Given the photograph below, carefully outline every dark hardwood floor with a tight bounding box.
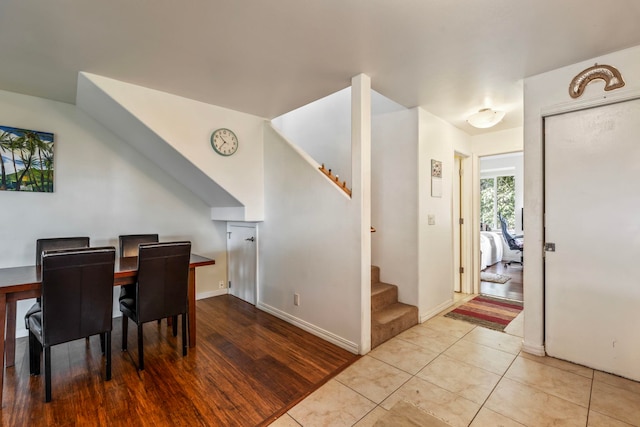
[1,295,358,426]
[480,261,523,302]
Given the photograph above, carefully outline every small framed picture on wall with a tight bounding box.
[431,159,442,197]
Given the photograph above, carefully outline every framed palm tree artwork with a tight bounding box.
[0,125,54,192]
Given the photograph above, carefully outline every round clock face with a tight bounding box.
[211,128,238,156]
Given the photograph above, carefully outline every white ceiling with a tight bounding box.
[1,0,639,135]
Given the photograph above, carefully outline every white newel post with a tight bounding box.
[352,74,372,354]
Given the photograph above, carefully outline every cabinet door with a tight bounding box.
[228,224,257,305]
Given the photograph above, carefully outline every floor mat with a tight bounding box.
[445,295,523,331]
[480,271,511,283]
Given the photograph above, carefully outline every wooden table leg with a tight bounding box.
[188,267,196,348]
[5,301,16,368]
[0,293,7,405]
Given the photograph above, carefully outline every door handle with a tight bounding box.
[245,237,255,242]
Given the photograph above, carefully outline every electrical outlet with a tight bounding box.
[218,280,225,289]
[294,293,300,306]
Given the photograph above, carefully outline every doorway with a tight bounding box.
[453,155,463,293]
[227,222,258,305]
[478,152,523,302]
[454,153,472,295]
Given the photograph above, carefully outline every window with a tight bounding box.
[480,175,515,230]
[480,178,495,228]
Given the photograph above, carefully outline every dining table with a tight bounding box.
[0,253,215,403]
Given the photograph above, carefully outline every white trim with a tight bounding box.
[480,166,515,175]
[197,289,227,300]
[541,88,640,118]
[460,153,474,295]
[257,301,359,354]
[211,207,246,222]
[352,74,372,355]
[419,298,454,323]
[522,342,545,356]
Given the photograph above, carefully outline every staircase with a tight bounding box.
[371,265,418,348]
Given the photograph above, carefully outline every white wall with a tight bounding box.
[272,88,352,185]
[259,75,372,355]
[372,102,476,320]
[0,89,224,338]
[371,105,419,305]
[77,73,266,221]
[417,109,471,320]
[523,44,640,356]
[471,127,523,156]
[260,125,362,353]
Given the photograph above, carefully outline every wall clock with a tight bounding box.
[211,128,238,156]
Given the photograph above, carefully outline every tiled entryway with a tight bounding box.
[270,297,640,427]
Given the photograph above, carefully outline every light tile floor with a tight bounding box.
[270,295,640,427]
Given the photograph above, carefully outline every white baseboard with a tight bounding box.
[522,342,545,356]
[197,289,227,300]
[419,298,454,323]
[257,301,359,354]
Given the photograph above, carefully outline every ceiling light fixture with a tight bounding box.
[467,108,506,129]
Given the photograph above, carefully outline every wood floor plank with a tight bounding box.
[1,295,358,426]
[480,262,523,302]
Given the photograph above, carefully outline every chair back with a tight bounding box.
[498,214,522,250]
[136,242,191,323]
[36,237,90,266]
[119,234,159,258]
[41,247,115,347]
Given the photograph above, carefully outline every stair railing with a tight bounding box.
[319,164,352,197]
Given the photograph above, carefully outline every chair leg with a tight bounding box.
[100,333,105,355]
[44,346,52,402]
[182,312,187,356]
[30,333,41,376]
[28,332,34,374]
[122,316,128,351]
[172,315,178,337]
[105,331,112,381]
[137,323,144,371]
[33,335,42,375]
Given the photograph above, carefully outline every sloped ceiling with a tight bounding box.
[76,73,244,209]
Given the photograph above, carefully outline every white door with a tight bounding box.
[228,223,257,305]
[545,98,640,381]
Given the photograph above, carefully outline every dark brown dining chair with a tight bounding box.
[118,234,160,258]
[28,246,116,402]
[117,234,159,303]
[119,241,191,370]
[25,237,91,329]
